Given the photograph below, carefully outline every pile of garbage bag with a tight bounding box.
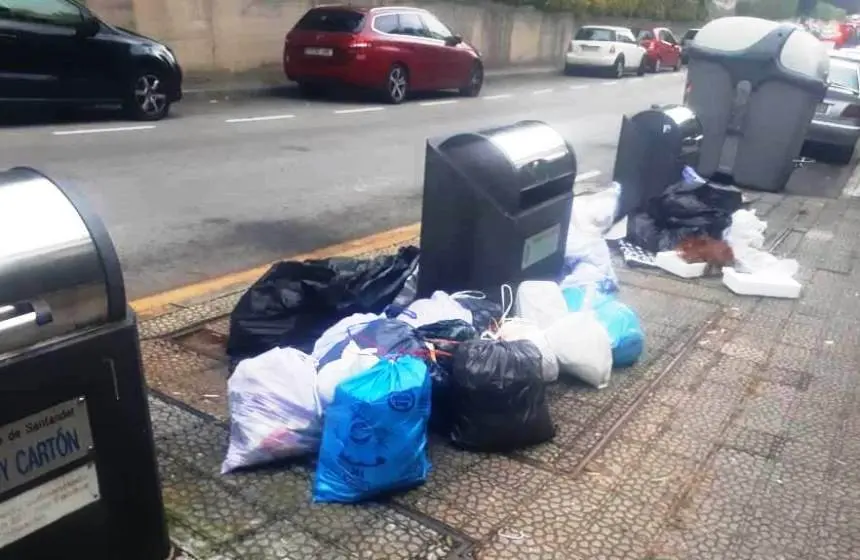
[220,225,647,503]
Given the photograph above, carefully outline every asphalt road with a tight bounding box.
[2,70,690,299]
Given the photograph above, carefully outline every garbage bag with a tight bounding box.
[562,287,645,368]
[626,212,694,253]
[318,318,427,368]
[396,291,472,329]
[313,355,432,503]
[560,235,619,294]
[496,319,559,383]
[449,339,555,451]
[311,313,380,362]
[414,320,479,434]
[451,291,504,333]
[316,341,380,409]
[723,210,799,277]
[514,281,568,329]
[227,246,419,361]
[391,264,420,308]
[544,312,613,388]
[221,347,321,474]
[570,184,621,236]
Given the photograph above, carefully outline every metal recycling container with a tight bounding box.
[0,168,170,560]
[612,104,704,220]
[418,120,576,300]
[685,16,830,192]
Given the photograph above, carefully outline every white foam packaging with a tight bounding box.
[722,267,802,299]
[655,251,707,279]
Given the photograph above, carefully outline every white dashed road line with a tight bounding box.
[569,85,589,90]
[532,88,553,95]
[334,106,386,114]
[602,81,618,86]
[225,114,295,123]
[419,99,459,107]
[483,93,513,100]
[52,125,156,136]
[576,170,602,181]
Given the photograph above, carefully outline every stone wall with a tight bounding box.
[86,0,700,76]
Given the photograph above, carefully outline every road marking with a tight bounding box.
[532,88,553,95]
[601,81,619,86]
[334,106,385,114]
[225,114,295,123]
[569,85,589,90]
[483,94,513,100]
[52,125,155,136]
[576,170,602,181]
[419,99,459,107]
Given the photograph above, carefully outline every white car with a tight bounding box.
[564,26,647,78]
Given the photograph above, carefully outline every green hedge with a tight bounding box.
[478,0,707,21]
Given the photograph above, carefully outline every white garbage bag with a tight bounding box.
[222,347,321,474]
[316,341,380,408]
[723,209,799,277]
[544,312,613,389]
[312,313,380,361]
[396,290,472,328]
[514,281,568,329]
[497,318,559,383]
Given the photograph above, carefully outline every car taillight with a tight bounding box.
[348,40,371,50]
[843,104,860,118]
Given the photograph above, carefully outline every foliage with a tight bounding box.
[489,0,706,20]
[736,0,846,20]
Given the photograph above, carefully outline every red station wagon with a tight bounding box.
[283,5,484,104]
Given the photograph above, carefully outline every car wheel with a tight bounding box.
[651,57,662,73]
[385,64,409,104]
[611,57,624,79]
[124,70,170,121]
[460,62,483,97]
[636,58,646,76]
[563,63,575,76]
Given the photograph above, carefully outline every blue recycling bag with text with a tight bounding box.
[313,355,432,503]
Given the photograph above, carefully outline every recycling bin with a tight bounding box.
[418,120,577,300]
[612,104,704,220]
[0,168,170,560]
[685,17,829,192]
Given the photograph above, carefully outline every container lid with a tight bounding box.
[486,122,569,170]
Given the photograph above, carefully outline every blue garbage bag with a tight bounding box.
[318,318,426,368]
[562,287,644,368]
[313,355,432,503]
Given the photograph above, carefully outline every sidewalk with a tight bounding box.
[181,65,559,103]
[143,190,860,560]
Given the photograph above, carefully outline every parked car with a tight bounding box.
[806,55,860,163]
[680,28,700,64]
[0,0,182,121]
[637,27,682,73]
[283,5,483,104]
[564,26,646,78]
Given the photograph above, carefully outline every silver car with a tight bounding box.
[807,54,860,163]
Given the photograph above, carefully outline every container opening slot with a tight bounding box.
[519,177,572,210]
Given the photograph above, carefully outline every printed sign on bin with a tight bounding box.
[0,398,94,499]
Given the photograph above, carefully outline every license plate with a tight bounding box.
[582,45,599,51]
[816,103,830,114]
[304,47,333,57]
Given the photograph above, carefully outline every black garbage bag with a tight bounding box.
[451,292,504,333]
[318,318,426,368]
[448,339,555,452]
[227,246,420,360]
[414,320,479,435]
[626,212,701,253]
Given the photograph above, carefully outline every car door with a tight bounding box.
[618,31,641,70]
[0,0,86,100]
[420,12,469,88]
[658,29,681,66]
[390,12,436,90]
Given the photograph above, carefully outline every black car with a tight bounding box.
[0,0,182,121]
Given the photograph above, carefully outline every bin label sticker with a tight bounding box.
[0,398,94,499]
[522,224,562,270]
[0,462,101,548]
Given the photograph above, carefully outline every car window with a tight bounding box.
[0,0,83,26]
[294,8,365,33]
[683,30,699,41]
[373,14,398,34]
[422,13,453,40]
[637,30,655,41]
[396,13,427,37]
[829,59,860,92]
[575,28,616,42]
[617,32,634,44]
[660,30,677,44]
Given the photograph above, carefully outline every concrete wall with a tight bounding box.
[86,0,699,76]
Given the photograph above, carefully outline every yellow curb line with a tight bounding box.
[131,223,420,318]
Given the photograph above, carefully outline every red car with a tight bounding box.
[283,5,484,104]
[637,27,682,73]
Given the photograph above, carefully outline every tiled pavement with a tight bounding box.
[143,191,860,560]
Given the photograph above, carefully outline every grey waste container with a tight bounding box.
[685,17,830,192]
[0,168,170,560]
[612,104,704,220]
[418,120,576,301]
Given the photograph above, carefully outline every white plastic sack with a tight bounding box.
[312,313,380,361]
[222,347,321,474]
[396,290,472,328]
[514,281,567,329]
[569,184,620,235]
[723,209,766,250]
[723,209,799,277]
[497,319,559,383]
[544,312,613,389]
[563,192,619,292]
[316,341,380,408]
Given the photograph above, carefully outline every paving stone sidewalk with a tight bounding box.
[142,191,860,560]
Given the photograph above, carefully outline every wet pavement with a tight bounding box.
[142,190,860,560]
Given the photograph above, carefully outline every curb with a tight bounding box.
[181,65,560,103]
